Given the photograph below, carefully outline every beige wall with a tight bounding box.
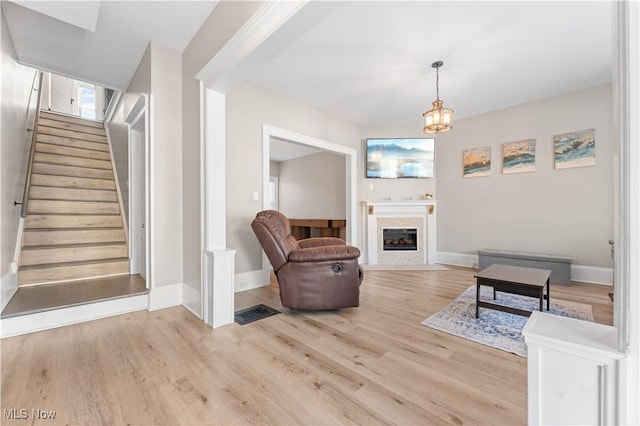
[1,10,38,277]
[149,42,184,288]
[279,151,346,219]
[435,84,614,267]
[107,45,152,234]
[107,42,184,288]
[181,1,263,294]
[226,81,362,273]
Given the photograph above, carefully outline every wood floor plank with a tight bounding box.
[22,228,126,246]
[0,267,614,425]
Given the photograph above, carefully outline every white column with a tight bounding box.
[201,87,235,328]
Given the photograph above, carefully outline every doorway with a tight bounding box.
[125,94,151,288]
[42,72,105,120]
[261,125,358,244]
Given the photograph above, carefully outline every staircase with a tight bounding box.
[17,111,129,286]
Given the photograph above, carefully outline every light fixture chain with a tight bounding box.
[435,65,440,100]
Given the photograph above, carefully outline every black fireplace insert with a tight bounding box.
[382,228,418,251]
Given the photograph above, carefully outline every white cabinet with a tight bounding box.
[523,312,624,425]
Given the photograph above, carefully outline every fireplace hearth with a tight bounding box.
[383,228,418,251]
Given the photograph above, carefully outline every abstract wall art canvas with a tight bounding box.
[502,139,536,174]
[463,146,491,178]
[554,128,596,169]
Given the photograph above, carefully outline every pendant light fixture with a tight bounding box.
[423,60,454,134]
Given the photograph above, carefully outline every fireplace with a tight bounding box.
[383,228,417,251]
[363,200,437,265]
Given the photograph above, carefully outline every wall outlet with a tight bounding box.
[253,192,259,201]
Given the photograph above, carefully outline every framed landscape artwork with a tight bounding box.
[463,146,491,178]
[554,128,596,169]
[502,139,536,174]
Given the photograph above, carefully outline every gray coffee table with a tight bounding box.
[474,264,551,318]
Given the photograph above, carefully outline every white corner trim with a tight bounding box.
[182,284,202,319]
[1,272,18,312]
[148,283,183,311]
[0,295,147,338]
[235,269,270,293]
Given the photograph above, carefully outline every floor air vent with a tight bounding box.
[234,304,280,325]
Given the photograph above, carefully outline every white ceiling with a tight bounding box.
[1,1,218,90]
[2,0,612,130]
[248,1,613,126]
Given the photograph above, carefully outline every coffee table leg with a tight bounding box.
[476,281,480,318]
[539,290,543,312]
[546,278,550,310]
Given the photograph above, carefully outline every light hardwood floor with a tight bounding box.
[0,267,612,425]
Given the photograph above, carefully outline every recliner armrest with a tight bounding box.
[298,237,346,249]
[289,245,360,262]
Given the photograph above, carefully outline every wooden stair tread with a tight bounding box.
[36,142,111,161]
[39,111,104,128]
[38,117,107,136]
[28,200,120,214]
[22,241,127,250]
[37,133,109,152]
[19,257,130,270]
[28,186,118,202]
[34,152,112,169]
[31,163,114,180]
[18,259,130,286]
[22,228,126,246]
[25,214,123,229]
[30,174,116,190]
[37,125,107,143]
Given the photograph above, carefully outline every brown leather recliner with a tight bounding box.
[251,210,364,310]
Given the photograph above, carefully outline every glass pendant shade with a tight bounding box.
[423,99,453,133]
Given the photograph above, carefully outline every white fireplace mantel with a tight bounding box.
[362,200,437,265]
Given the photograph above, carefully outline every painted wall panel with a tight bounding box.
[1,10,38,276]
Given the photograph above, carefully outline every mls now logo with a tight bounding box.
[3,409,28,419]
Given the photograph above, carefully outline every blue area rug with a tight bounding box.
[421,286,594,357]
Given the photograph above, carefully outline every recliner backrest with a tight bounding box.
[251,210,299,272]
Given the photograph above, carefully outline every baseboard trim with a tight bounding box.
[571,265,613,286]
[235,269,269,293]
[1,271,18,312]
[148,283,183,311]
[436,251,479,269]
[0,294,147,338]
[181,283,202,319]
[436,251,613,286]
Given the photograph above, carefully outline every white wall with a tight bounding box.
[435,84,614,267]
[226,81,362,274]
[149,42,183,288]
[180,1,263,304]
[1,10,37,281]
[106,42,184,293]
[107,45,151,244]
[278,151,346,219]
